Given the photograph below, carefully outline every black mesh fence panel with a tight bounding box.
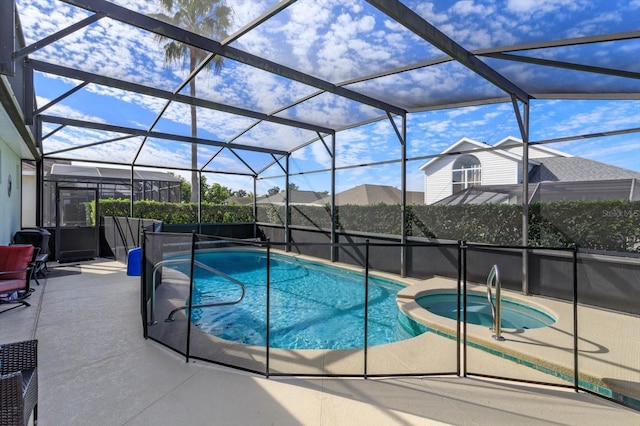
[139,230,639,410]
[464,245,575,387]
[143,232,195,357]
[367,242,460,376]
[186,235,268,374]
[576,250,640,409]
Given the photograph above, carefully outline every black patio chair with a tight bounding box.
[13,229,50,282]
[0,339,38,425]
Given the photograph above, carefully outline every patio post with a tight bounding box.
[198,170,202,226]
[511,95,531,295]
[400,114,407,277]
[385,111,408,276]
[285,154,290,252]
[36,146,44,226]
[130,165,134,217]
[253,176,258,237]
[521,101,530,295]
[331,133,336,262]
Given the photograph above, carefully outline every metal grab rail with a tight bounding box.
[148,258,246,325]
[486,264,504,341]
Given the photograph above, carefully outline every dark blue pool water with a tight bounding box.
[173,250,417,350]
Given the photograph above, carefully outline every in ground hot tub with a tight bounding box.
[415,292,555,330]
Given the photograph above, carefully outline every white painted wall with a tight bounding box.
[425,157,453,204]
[424,149,520,204]
[22,170,36,227]
[0,141,23,244]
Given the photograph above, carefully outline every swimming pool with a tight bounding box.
[173,250,418,350]
[416,292,556,329]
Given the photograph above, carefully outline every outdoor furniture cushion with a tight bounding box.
[0,245,34,281]
[0,279,27,294]
[0,245,35,312]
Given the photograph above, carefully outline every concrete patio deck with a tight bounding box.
[1,259,638,425]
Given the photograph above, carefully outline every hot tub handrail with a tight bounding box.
[486,264,504,341]
[148,258,246,325]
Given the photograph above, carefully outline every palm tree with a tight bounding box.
[152,0,232,202]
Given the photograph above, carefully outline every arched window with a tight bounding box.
[452,155,481,193]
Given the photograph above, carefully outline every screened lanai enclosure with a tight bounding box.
[2,0,639,412]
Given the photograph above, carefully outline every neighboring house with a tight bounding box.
[225,196,254,205]
[318,184,424,206]
[257,189,328,206]
[256,184,425,207]
[419,136,640,205]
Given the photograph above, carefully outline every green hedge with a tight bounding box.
[95,199,640,252]
[409,204,523,244]
[96,199,253,224]
[529,200,640,252]
[257,200,639,252]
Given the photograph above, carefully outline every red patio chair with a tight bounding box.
[0,245,35,315]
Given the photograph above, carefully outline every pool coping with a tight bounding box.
[395,276,640,406]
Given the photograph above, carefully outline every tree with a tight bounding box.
[267,186,280,196]
[234,189,247,197]
[199,174,211,199]
[152,0,232,203]
[204,182,232,204]
[287,183,299,192]
[169,172,191,202]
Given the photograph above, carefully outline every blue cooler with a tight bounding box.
[127,247,142,276]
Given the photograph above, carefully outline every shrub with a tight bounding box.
[96,199,252,224]
[94,199,640,252]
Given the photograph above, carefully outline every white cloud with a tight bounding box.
[36,95,106,124]
[452,1,494,16]
[505,0,586,15]
[17,0,640,180]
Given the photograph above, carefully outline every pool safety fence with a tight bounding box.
[140,232,639,412]
[102,216,162,263]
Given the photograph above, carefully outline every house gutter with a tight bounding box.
[0,75,39,159]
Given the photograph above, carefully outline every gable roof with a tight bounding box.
[319,184,424,206]
[225,196,254,205]
[418,136,533,171]
[531,157,640,182]
[494,137,572,158]
[256,189,327,205]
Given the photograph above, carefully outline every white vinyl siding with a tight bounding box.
[425,151,520,204]
[425,158,453,204]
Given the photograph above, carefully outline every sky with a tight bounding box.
[16,0,640,195]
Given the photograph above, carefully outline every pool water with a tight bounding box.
[173,250,415,350]
[416,293,555,329]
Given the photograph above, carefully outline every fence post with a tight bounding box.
[185,231,196,363]
[461,240,468,377]
[364,239,370,379]
[266,238,271,378]
[572,244,579,392]
[141,228,148,339]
